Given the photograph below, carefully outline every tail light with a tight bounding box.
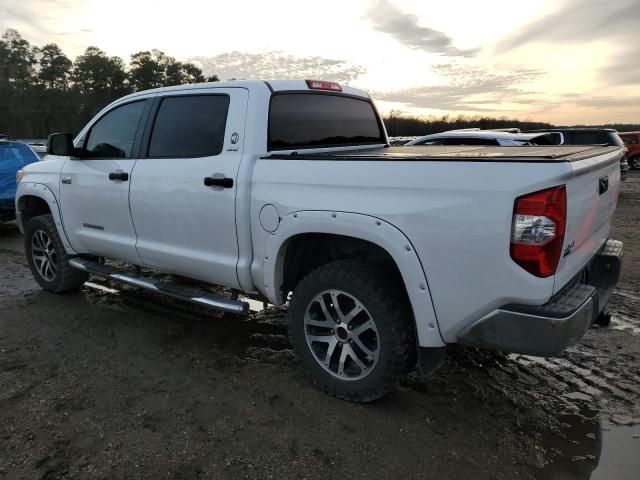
[305,80,342,92]
[510,185,566,278]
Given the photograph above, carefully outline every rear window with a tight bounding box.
[148,95,229,158]
[268,93,384,151]
[568,131,623,146]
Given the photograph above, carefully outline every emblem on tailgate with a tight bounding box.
[599,175,609,195]
[563,240,575,257]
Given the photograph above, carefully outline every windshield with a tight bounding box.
[268,93,385,150]
[0,142,39,206]
[0,142,39,165]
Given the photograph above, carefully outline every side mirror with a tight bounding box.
[47,133,74,156]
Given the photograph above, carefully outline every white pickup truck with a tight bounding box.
[15,80,623,401]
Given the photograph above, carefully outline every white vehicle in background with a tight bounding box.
[404,129,555,146]
[15,79,623,401]
[26,141,48,159]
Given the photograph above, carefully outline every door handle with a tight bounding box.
[204,176,233,188]
[108,171,129,182]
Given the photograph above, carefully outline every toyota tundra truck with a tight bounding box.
[15,80,623,401]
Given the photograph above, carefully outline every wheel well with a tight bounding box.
[281,233,407,300]
[18,195,52,225]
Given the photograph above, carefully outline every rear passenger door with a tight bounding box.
[128,88,248,289]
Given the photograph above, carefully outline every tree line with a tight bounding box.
[382,112,553,138]
[0,29,218,138]
[2,28,638,139]
[382,112,640,138]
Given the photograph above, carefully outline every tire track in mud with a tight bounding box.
[3,173,640,479]
[84,274,640,396]
[82,275,293,353]
[70,271,640,426]
[5,224,639,429]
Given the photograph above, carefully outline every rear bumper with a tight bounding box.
[458,239,623,357]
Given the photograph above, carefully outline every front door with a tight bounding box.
[59,99,149,264]
[129,88,248,288]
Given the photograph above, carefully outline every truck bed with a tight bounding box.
[264,145,621,162]
[256,142,623,343]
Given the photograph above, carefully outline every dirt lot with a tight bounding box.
[1,174,639,480]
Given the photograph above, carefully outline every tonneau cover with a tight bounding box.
[264,145,622,162]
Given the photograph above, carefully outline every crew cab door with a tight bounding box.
[129,88,248,288]
[59,99,150,264]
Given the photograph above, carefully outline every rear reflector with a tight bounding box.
[305,79,342,92]
[510,185,566,278]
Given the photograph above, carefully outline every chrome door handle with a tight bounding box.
[204,175,233,188]
[108,171,129,182]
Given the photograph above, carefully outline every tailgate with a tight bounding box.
[553,148,623,293]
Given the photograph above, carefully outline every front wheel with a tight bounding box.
[288,260,416,402]
[24,214,88,293]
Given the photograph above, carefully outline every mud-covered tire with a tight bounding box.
[24,214,88,293]
[288,260,416,402]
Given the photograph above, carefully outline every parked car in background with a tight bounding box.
[404,130,556,146]
[0,140,40,221]
[619,131,640,169]
[26,141,48,159]
[526,128,630,177]
[388,136,416,146]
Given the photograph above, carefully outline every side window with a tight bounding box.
[85,101,146,159]
[622,135,638,145]
[545,132,563,145]
[148,95,230,158]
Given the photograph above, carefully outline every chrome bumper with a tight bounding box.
[458,239,623,357]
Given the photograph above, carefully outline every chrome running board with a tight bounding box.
[69,257,249,316]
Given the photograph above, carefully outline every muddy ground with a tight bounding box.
[1,175,639,480]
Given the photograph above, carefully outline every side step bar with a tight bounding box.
[69,258,249,316]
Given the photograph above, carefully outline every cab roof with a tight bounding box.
[118,80,370,102]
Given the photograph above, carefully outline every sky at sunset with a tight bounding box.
[2,0,639,124]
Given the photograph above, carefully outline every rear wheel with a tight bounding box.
[630,156,640,170]
[25,214,88,293]
[288,260,416,402]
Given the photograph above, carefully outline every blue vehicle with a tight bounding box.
[0,141,40,221]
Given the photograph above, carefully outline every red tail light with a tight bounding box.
[510,185,566,278]
[305,79,342,92]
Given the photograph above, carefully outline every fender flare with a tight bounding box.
[263,210,445,348]
[16,182,77,255]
